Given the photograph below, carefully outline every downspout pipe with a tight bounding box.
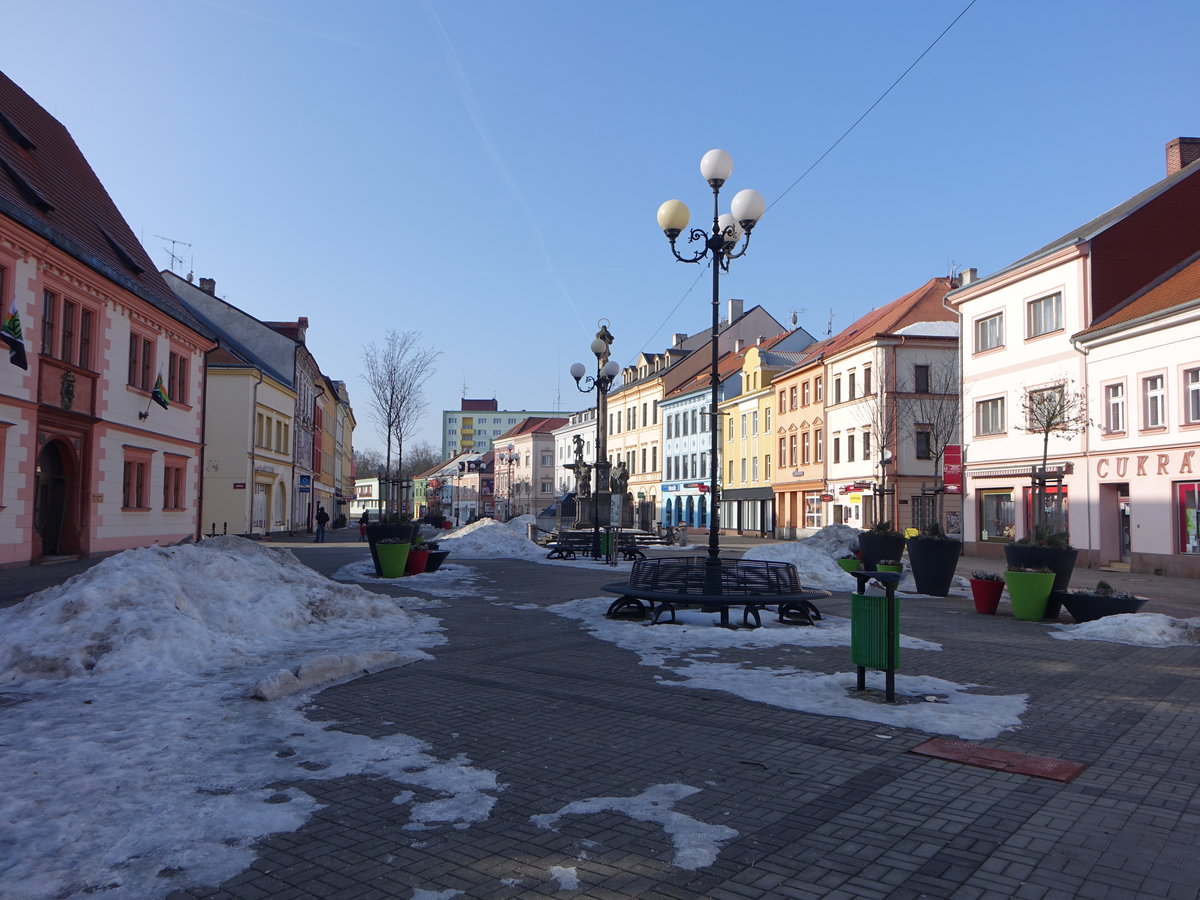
[248,367,264,535]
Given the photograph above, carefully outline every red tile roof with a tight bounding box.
[822,277,957,358]
[0,70,206,335]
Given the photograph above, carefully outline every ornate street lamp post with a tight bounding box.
[657,148,764,569]
[570,323,620,558]
[498,444,518,521]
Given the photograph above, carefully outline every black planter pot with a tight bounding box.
[1004,544,1078,617]
[424,549,451,573]
[858,533,906,571]
[906,537,963,596]
[1054,590,1148,623]
[366,523,420,577]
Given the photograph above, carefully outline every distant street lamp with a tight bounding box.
[498,444,518,521]
[570,323,620,558]
[657,148,764,566]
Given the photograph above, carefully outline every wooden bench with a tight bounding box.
[602,557,831,627]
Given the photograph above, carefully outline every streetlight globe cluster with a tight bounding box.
[656,147,764,565]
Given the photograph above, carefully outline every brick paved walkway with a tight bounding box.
[137,543,1199,899]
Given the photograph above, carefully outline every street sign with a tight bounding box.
[944,444,963,494]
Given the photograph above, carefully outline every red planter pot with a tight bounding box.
[406,548,431,575]
[969,578,1004,614]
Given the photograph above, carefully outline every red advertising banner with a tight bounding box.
[943,444,962,494]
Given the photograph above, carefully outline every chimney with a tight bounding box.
[198,277,216,295]
[727,298,744,322]
[672,332,687,348]
[757,335,766,345]
[959,267,978,286]
[734,338,745,352]
[1167,138,1200,175]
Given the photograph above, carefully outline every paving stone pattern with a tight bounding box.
[38,543,1200,898]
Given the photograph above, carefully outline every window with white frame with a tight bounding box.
[1104,382,1125,434]
[1186,368,1200,425]
[1026,385,1065,429]
[1027,292,1063,338]
[1143,374,1166,429]
[976,397,1005,436]
[974,313,1004,352]
[915,426,932,460]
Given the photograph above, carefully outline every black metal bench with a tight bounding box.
[602,557,831,627]
[545,531,596,559]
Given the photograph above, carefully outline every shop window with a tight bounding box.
[1023,484,1068,536]
[1179,482,1200,554]
[804,495,823,529]
[979,490,1014,542]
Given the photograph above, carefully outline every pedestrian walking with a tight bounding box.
[359,510,369,541]
[314,506,330,542]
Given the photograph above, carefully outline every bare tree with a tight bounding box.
[353,447,386,477]
[400,442,441,480]
[363,331,439,515]
[1017,379,1089,540]
[854,377,903,527]
[898,356,961,527]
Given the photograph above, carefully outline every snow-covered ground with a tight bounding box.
[2,525,1192,897]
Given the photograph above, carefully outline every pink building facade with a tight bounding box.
[0,72,213,567]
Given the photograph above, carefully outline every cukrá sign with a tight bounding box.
[1096,449,1195,479]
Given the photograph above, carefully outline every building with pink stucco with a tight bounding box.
[0,71,214,567]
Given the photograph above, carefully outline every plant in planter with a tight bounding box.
[374,536,412,578]
[858,521,905,571]
[1003,565,1055,621]
[406,540,434,575]
[835,553,861,574]
[968,570,1005,615]
[1053,579,1149,623]
[906,522,963,597]
[876,559,904,573]
[1004,529,1077,617]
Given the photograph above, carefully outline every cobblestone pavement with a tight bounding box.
[7,532,1200,897]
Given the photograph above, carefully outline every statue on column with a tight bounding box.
[595,321,614,368]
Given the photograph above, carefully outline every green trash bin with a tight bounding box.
[850,592,900,671]
[598,532,611,557]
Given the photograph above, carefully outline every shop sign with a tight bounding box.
[819,493,834,502]
[944,444,962,494]
[1096,450,1195,479]
[233,482,246,490]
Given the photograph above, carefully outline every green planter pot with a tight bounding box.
[836,558,861,573]
[376,542,411,578]
[876,564,903,573]
[1003,570,1054,621]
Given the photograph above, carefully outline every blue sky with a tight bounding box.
[5,1,1198,453]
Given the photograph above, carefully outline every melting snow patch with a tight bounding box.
[548,597,1024,740]
[532,783,737,870]
[0,537,501,899]
[1050,613,1200,647]
[548,865,580,890]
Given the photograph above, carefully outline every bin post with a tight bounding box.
[851,570,901,703]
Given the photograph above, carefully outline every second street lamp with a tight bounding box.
[657,148,764,570]
[570,324,620,559]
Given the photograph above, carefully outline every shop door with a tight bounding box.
[35,441,70,556]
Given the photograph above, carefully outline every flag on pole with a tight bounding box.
[151,373,170,409]
[2,300,28,370]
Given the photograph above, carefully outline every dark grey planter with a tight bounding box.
[1004,544,1078,617]
[366,523,420,577]
[906,537,962,596]
[858,532,906,571]
[424,549,451,572]
[1055,590,1148,623]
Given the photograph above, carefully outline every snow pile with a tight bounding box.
[1051,613,1200,647]
[549,598,1022,740]
[0,537,507,899]
[437,518,547,560]
[0,536,437,685]
[741,524,890,590]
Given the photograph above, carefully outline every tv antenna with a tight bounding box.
[155,235,192,275]
[825,309,835,337]
[788,307,806,327]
